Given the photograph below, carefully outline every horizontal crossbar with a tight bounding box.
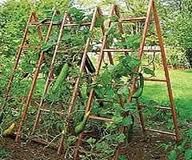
[153,106,171,110]
[103,48,161,53]
[20,45,40,50]
[120,17,147,22]
[145,128,176,136]
[139,104,171,111]
[89,115,112,122]
[29,22,91,27]
[144,78,167,82]
[40,108,65,115]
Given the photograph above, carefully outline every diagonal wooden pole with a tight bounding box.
[31,12,68,135]
[32,12,44,41]
[113,1,153,159]
[2,13,34,109]
[15,10,57,143]
[67,7,100,116]
[98,8,114,65]
[127,0,153,133]
[0,12,44,124]
[57,7,100,155]
[73,5,116,159]
[151,0,180,141]
[113,5,129,56]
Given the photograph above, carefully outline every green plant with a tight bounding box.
[166,47,189,69]
[168,150,177,160]
[1,2,191,159]
[73,53,155,159]
[0,147,9,159]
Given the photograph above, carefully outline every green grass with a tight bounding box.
[142,69,192,121]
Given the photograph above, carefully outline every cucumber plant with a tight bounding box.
[0,5,156,160]
[73,53,155,159]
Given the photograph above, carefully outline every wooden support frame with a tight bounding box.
[12,6,109,155]
[31,12,69,136]
[73,0,180,159]
[0,12,44,112]
[4,5,113,154]
[129,0,180,141]
[2,1,179,158]
[15,10,59,142]
[73,5,120,159]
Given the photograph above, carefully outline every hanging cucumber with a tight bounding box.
[50,63,69,95]
[132,73,144,98]
[3,123,16,136]
[75,111,91,135]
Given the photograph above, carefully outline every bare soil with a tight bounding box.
[1,137,63,160]
[0,128,178,160]
[120,131,172,160]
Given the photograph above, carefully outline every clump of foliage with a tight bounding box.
[0,0,70,57]
[160,0,192,68]
[0,147,9,159]
[72,52,155,159]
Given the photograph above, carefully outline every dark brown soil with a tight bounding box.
[0,129,177,160]
[1,137,63,160]
[120,131,172,160]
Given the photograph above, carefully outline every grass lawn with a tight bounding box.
[142,69,192,121]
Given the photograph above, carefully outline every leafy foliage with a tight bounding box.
[0,1,191,159]
[0,147,9,159]
[161,0,192,67]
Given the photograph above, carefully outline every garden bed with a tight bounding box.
[1,127,177,160]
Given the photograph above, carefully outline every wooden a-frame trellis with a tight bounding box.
[0,10,60,126]
[14,10,61,143]
[1,0,180,159]
[1,9,63,140]
[1,11,45,113]
[2,6,112,154]
[70,0,180,159]
[26,6,111,154]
